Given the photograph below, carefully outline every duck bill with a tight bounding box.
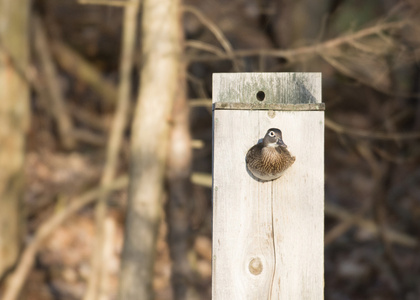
[277,139,287,148]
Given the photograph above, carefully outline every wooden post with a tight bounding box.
[212,73,324,299]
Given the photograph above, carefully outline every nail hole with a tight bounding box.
[256,91,265,101]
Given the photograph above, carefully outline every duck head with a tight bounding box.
[263,128,287,148]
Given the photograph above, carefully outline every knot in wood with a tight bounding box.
[249,257,263,275]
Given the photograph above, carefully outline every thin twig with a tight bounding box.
[51,40,118,108]
[189,99,212,108]
[190,172,212,188]
[83,0,140,299]
[183,5,242,71]
[241,21,406,59]
[2,176,128,300]
[325,203,417,248]
[186,73,209,99]
[347,39,387,55]
[319,53,392,96]
[33,14,76,150]
[185,40,226,57]
[186,21,407,63]
[78,0,129,7]
[191,140,204,149]
[69,103,108,132]
[72,128,107,146]
[325,203,371,246]
[325,118,420,140]
[356,143,406,295]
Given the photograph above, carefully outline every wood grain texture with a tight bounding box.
[213,72,321,105]
[212,73,324,299]
[214,103,325,111]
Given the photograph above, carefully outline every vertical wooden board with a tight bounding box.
[213,110,275,299]
[270,111,324,299]
[213,109,324,299]
[212,73,323,299]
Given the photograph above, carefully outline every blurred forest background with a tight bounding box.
[1,0,420,299]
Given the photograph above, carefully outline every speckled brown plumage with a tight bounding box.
[246,128,296,181]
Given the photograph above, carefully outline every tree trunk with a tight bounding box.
[0,0,30,277]
[118,0,183,298]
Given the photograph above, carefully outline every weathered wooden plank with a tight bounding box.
[213,72,322,105]
[212,73,324,299]
[213,103,325,111]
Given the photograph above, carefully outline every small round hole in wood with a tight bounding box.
[256,91,265,101]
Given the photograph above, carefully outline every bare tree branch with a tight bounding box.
[325,118,420,140]
[33,14,76,150]
[78,0,129,7]
[2,177,128,300]
[183,5,242,71]
[185,40,226,57]
[51,40,117,108]
[186,20,407,63]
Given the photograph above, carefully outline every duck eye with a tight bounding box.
[269,131,275,137]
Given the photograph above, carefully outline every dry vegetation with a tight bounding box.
[1,0,420,299]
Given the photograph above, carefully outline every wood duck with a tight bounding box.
[246,128,296,181]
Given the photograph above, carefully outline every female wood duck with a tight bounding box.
[246,128,296,181]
